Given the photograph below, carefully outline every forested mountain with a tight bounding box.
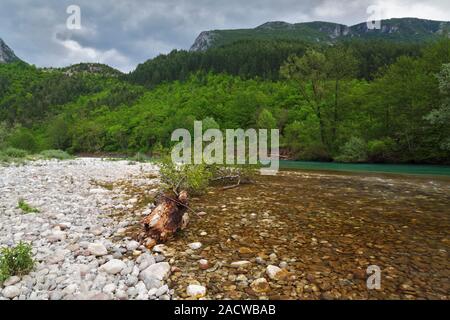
[190,18,450,51]
[1,21,450,164]
[0,38,20,63]
[58,63,123,77]
[128,39,423,87]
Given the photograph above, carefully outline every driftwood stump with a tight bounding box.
[139,191,189,248]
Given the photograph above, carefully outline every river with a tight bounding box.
[158,165,450,300]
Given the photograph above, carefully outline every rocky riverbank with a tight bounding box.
[0,158,174,300]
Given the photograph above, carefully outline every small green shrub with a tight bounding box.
[17,199,39,214]
[0,242,35,283]
[0,151,10,163]
[40,149,73,160]
[8,128,38,152]
[2,147,28,158]
[158,157,212,196]
[335,137,368,163]
[300,144,332,161]
[0,122,9,149]
[368,138,396,163]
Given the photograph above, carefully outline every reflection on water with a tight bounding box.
[280,161,450,176]
[164,170,450,300]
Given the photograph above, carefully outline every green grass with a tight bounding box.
[0,242,35,283]
[0,149,74,166]
[17,199,39,214]
[39,149,73,160]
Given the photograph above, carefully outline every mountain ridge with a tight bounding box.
[0,38,20,63]
[190,17,450,51]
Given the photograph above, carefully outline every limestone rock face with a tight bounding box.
[189,31,217,52]
[0,38,20,63]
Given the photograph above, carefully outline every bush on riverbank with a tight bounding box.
[159,157,212,196]
[0,242,35,283]
[39,149,73,160]
[335,137,368,163]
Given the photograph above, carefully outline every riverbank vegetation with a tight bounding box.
[0,242,34,283]
[0,39,449,164]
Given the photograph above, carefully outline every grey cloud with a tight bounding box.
[1,0,449,72]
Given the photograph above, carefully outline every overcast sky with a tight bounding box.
[1,0,450,72]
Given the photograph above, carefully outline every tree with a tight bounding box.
[425,63,450,151]
[326,46,359,147]
[335,137,368,163]
[257,109,276,129]
[47,116,72,150]
[280,50,328,146]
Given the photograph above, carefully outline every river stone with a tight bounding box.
[155,284,169,297]
[266,265,289,280]
[251,278,270,293]
[47,230,66,243]
[46,250,67,264]
[230,261,251,268]
[266,265,282,279]
[88,243,108,256]
[2,286,21,299]
[126,241,140,251]
[3,276,21,287]
[103,283,116,294]
[115,289,128,300]
[198,259,209,270]
[188,242,202,250]
[100,259,127,274]
[186,284,206,298]
[139,262,170,290]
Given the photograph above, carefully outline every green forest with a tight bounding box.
[0,38,449,164]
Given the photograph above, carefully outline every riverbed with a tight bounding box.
[1,159,448,300]
[162,170,450,300]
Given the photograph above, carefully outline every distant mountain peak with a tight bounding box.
[256,21,294,30]
[0,38,20,63]
[190,17,450,51]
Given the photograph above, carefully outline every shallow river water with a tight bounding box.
[160,170,450,300]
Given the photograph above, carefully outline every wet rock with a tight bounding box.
[188,242,202,250]
[266,265,289,280]
[198,259,209,270]
[250,278,270,293]
[230,261,251,268]
[236,274,248,282]
[353,269,366,280]
[186,284,206,298]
